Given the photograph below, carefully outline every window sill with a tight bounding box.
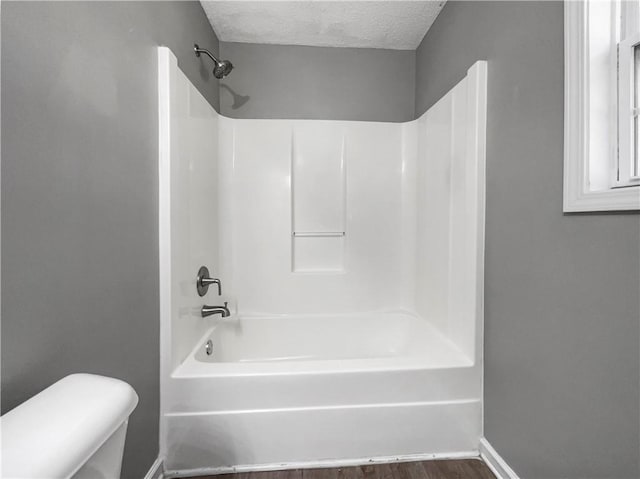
[563,185,640,212]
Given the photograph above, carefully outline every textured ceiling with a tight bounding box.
[200,1,446,50]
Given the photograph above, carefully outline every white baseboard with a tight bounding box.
[164,451,479,478]
[143,457,164,479]
[479,438,520,479]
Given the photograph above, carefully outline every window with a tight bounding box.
[617,1,640,187]
[564,0,640,211]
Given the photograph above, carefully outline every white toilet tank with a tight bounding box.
[0,373,139,479]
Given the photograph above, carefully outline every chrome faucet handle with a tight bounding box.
[200,277,221,295]
[197,265,222,296]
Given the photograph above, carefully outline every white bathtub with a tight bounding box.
[164,312,481,476]
[174,311,472,376]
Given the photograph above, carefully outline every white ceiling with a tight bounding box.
[200,1,446,51]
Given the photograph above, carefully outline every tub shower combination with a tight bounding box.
[158,47,487,477]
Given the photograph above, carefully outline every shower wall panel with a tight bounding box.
[414,62,487,361]
[219,119,409,314]
[292,124,346,235]
[218,61,485,327]
[159,48,221,372]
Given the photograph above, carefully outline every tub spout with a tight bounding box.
[201,302,230,318]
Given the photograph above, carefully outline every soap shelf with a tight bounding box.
[292,232,345,237]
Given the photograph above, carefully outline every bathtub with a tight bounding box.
[163,311,482,476]
[174,311,473,376]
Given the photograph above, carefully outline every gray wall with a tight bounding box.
[218,42,415,122]
[1,2,220,477]
[416,2,640,478]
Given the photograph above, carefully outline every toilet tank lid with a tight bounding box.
[0,373,139,479]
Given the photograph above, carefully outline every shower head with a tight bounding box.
[194,44,233,79]
[213,59,233,79]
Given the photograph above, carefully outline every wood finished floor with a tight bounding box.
[191,459,496,479]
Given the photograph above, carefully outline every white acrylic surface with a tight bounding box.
[219,119,407,314]
[165,313,480,474]
[292,235,345,273]
[0,374,138,479]
[414,63,486,360]
[175,311,472,374]
[291,123,347,272]
[158,47,222,374]
[292,123,345,234]
[165,401,480,473]
[159,50,487,473]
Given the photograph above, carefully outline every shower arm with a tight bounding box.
[194,44,221,64]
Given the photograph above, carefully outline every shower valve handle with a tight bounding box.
[201,277,221,295]
[196,266,222,296]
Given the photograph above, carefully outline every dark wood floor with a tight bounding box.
[192,459,496,479]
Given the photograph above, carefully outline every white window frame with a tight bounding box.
[617,31,640,187]
[564,0,640,212]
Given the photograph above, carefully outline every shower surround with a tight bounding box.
[158,47,487,476]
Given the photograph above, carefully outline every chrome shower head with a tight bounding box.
[213,59,233,79]
[194,44,233,79]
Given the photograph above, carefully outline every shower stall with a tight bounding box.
[158,47,487,477]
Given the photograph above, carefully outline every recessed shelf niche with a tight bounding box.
[291,124,346,273]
